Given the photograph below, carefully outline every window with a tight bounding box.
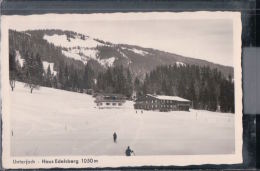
[106,103,110,105]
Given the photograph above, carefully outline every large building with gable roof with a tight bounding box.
[134,94,191,112]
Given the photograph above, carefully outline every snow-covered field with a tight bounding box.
[10,82,235,156]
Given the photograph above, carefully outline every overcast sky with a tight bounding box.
[6,13,236,66]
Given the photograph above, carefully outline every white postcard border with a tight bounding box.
[1,12,242,169]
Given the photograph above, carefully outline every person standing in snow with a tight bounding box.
[113,132,117,143]
[125,146,135,156]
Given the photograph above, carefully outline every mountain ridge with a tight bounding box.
[9,29,233,79]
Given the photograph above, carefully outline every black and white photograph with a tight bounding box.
[1,12,242,168]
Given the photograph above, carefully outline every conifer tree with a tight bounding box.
[23,53,41,93]
[45,64,52,87]
[35,53,44,85]
[57,62,65,89]
[83,64,94,89]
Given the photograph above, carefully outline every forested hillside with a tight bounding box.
[9,29,233,79]
[137,65,234,112]
[9,29,234,112]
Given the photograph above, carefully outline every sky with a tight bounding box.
[5,12,237,66]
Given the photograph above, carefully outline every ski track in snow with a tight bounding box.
[10,82,235,156]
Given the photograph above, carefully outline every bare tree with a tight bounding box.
[9,50,17,91]
[9,79,15,91]
[25,81,39,93]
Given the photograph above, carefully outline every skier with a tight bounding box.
[125,146,135,156]
[113,132,117,143]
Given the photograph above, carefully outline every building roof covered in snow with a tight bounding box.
[147,94,190,102]
[95,93,126,103]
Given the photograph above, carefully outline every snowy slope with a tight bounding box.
[61,48,99,64]
[98,57,116,67]
[176,61,186,67]
[43,34,119,67]
[10,82,235,156]
[122,47,149,56]
[43,34,102,48]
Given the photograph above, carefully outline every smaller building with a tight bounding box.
[134,94,191,112]
[95,93,126,109]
